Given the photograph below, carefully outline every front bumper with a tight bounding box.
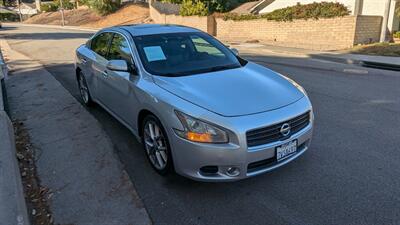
[168,99,314,182]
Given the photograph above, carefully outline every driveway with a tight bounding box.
[1,24,400,225]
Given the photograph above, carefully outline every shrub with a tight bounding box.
[223,2,350,21]
[54,0,75,10]
[163,0,246,13]
[80,0,121,15]
[41,2,58,12]
[394,31,400,39]
[179,0,208,16]
[0,12,19,21]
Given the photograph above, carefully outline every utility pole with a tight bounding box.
[35,0,41,12]
[17,0,23,22]
[353,0,362,16]
[59,0,65,26]
[380,0,391,42]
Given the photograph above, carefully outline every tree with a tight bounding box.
[80,0,121,15]
[2,0,18,7]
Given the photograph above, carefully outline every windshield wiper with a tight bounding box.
[207,65,239,73]
[156,64,240,77]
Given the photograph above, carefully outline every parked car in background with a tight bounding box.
[74,24,314,181]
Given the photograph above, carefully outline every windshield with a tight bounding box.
[133,32,243,76]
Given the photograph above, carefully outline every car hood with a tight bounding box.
[153,62,304,117]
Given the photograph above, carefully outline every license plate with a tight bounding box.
[276,140,297,162]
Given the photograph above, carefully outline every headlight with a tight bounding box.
[174,111,228,143]
[281,75,308,96]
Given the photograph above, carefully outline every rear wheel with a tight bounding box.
[142,115,173,175]
[77,71,94,106]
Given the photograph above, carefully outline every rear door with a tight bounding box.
[89,32,113,104]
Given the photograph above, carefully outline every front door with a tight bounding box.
[100,33,140,129]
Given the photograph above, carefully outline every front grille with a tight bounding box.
[246,111,310,148]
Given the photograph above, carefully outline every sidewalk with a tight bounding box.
[0,50,30,225]
[1,38,151,225]
[226,42,400,71]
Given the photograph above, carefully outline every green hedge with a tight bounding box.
[223,2,350,21]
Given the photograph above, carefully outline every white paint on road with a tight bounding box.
[343,68,369,74]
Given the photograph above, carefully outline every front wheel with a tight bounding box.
[142,115,173,175]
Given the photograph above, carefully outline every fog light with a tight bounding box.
[226,167,240,177]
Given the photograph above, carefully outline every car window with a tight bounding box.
[91,32,113,58]
[133,32,243,76]
[191,35,224,57]
[107,33,133,66]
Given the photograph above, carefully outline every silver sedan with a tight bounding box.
[74,24,314,181]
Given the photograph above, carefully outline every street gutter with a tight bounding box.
[309,54,400,72]
[2,22,100,32]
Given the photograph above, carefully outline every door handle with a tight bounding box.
[81,58,87,64]
[102,71,108,78]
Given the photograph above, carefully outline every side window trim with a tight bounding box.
[104,33,116,60]
[90,31,113,59]
[107,31,137,69]
[107,31,135,64]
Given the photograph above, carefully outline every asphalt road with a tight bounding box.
[2,24,400,225]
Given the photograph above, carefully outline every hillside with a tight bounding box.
[24,3,150,28]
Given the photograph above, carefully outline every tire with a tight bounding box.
[141,114,173,175]
[77,71,94,106]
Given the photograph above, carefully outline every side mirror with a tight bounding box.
[230,48,239,56]
[107,60,129,72]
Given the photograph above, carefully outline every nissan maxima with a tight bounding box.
[74,24,314,181]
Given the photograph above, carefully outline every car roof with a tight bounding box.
[110,24,202,36]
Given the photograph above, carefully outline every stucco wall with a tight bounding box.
[354,15,383,44]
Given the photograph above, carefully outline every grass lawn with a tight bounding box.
[349,43,400,57]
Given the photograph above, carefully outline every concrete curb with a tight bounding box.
[2,22,100,32]
[0,46,30,225]
[311,54,400,72]
[310,54,364,66]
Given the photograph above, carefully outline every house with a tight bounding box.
[242,0,400,33]
[230,0,274,14]
[9,2,38,19]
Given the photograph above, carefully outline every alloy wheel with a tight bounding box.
[143,120,169,170]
